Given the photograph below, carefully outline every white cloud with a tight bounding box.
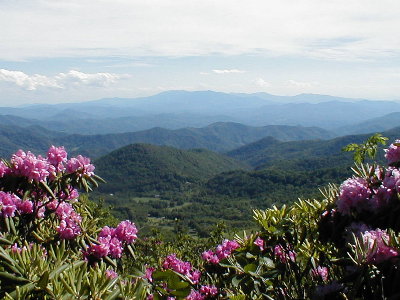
[0,69,61,90]
[255,78,271,87]
[56,70,128,87]
[0,69,129,90]
[213,69,245,74]
[1,1,399,61]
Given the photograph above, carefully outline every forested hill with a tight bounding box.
[226,129,400,169]
[94,143,247,194]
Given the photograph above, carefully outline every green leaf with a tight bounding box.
[37,271,49,289]
[244,263,257,273]
[0,271,30,283]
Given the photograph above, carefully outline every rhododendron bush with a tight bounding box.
[2,137,400,299]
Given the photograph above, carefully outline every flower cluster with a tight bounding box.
[311,266,329,281]
[0,161,9,178]
[162,254,201,284]
[274,244,296,263]
[201,239,240,264]
[55,202,82,239]
[66,155,95,177]
[4,146,94,183]
[359,229,398,264]
[254,236,265,251]
[186,285,218,300]
[0,191,34,217]
[337,178,371,215]
[86,220,138,259]
[384,140,400,165]
[336,141,400,215]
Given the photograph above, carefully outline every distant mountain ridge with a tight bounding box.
[0,122,334,158]
[1,90,399,134]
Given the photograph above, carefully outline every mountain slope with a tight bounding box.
[336,112,400,135]
[0,125,62,157]
[55,122,334,157]
[94,143,247,194]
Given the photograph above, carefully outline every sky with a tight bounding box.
[1,0,400,106]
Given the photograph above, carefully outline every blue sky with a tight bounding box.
[1,0,400,106]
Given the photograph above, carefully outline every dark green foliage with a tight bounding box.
[343,133,388,163]
[94,143,247,194]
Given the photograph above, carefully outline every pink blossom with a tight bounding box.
[105,269,118,279]
[360,229,398,264]
[114,220,138,243]
[17,200,33,214]
[199,285,218,296]
[36,202,46,218]
[186,290,204,300]
[274,244,296,263]
[57,219,81,239]
[10,150,51,182]
[201,250,219,264]
[162,254,201,284]
[88,242,110,258]
[254,237,265,251]
[99,226,116,238]
[385,140,400,165]
[47,146,67,171]
[46,199,59,211]
[66,155,95,176]
[0,191,18,217]
[202,239,240,264]
[311,266,329,281]
[337,177,371,215]
[55,202,74,219]
[108,237,123,258]
[0,161,9,177]
[144,267,155,282]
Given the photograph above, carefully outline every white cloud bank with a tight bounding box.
[0,0,399,61]
[0,69,128,90]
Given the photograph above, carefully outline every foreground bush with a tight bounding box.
[1,137,400,299]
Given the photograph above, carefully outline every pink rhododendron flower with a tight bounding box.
[199,285,218,296]
[105,269,118,279]
[114,220,138,243]
[66,155,95,176]
[337,177,371,215]
[202,239,240,264]
[46,199,59,211]
[108,237,123,258]
[186,290,204,300]
[99,226,116,238]
[360,229,398,264]
[17,200,34,214]
[57,218,81,239]
[0,191,18,217]
[144,267,155,282]
[88,242,110,258]
[254,237,265,251]
[385,140,400,165]
[85,220,138,260]
[311,266,329,281]
[162,254,201,284]
[47,146,67,171]
[274,244,296,263]
[10,150,51,182]
[0,161,9,177]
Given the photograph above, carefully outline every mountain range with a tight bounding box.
[0,122,334,158]
[1,91,400,135]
